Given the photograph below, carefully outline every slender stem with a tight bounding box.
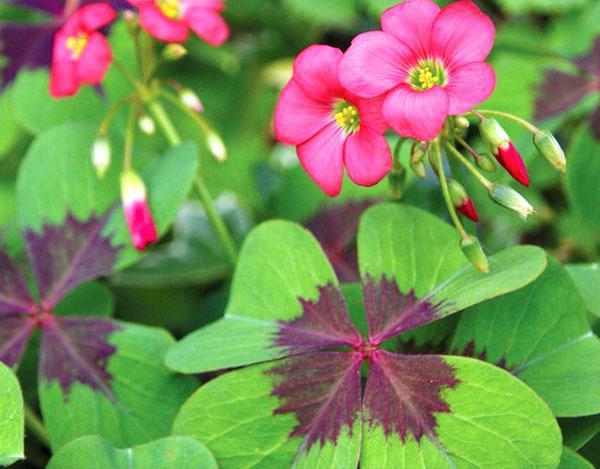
[148,99,238,265]
[123,104,137,170]
[473,109,540,133]
[454,134,481,160]
[433,140,469,240]
[444,141,492,190]
[388,137,407,201]
[112,60,146,92]
[158,89,212,135]
[98,93,137,136]
[24,404,50,449]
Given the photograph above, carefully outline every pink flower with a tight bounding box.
[49,3,116,98]
[127,0,229,46]
[120,171,159,251]
[339,0,496,141]
[274,45,392,197]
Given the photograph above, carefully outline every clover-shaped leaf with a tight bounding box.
[0,362,24,466]
[169,204,560,467]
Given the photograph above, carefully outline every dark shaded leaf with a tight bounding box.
[0,314,35,368]
[0,251,35,314]
[573,37,600,76]
[363,351,458,442]
[25,212,120,309]
[534,70,594,121]
[305,200,376,283]
[363,276,439,345]
[591,104,600,139]
[269,352,361,452]
[39,315,120,398]
[275,284,361,355]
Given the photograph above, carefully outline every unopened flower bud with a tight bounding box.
[91,137,111,179]
[120,170,158,251]
[410,142,427,179]
[207,132,227,162]
[533,130,566,174]
[448,179,479,222]
[454,116,470,129]
[162,43,187,61]
[479,118,529,186]
[460,236,489,273]
[388,164,406,201]
[179,88,203,113]
[138,114,156,135]
[489,183,535,220]
[475,153,497,173]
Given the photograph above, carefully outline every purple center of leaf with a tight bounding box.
[270,278,458,452]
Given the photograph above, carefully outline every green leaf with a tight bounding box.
[451,258,600,416]
[497,0,591,14]
[567,129,600,230]
[47,435,217,469]
[15,123,199,269]
[54,282,114,318]
[281,0,358,26]
[361,356,561,468]
[0,87,26,159]
[567,263,600,316]
[560,447,594,469]
[165,220,336,374]
[0,363,24,466]
[9,70,105,135]
[358,204,547,317]
[40,323,197,451]
[561,415,600,450]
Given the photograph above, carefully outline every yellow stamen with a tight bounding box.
[66,33,89,60]
[333,102,360,133]
[155,0,181,19]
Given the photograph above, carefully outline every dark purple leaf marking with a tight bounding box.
[456,341,507,370]
[39,315,121,398]
[269,352,362,450]
[269,277,458,454]
[0,251,36,314]
[574,37,600,76]
[274,283,362,355]
[25,212,120,309]
[591,105,600,139]
[363,351,459,442]
[305,200,376,283]
[363,276,440,345]
[0,314,36,368]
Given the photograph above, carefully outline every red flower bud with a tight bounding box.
[448,179,479,222]
[495,142,530,187]
[120,171,158,251]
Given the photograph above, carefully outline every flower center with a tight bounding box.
[66,33,89,60]
[333,101,360,134]
[408,60,447,91]
[155,0,181,19]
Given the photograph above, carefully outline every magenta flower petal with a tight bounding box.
[293,45,344,102]
[274,79,333,146]
[383,85,449,141]
[138,3,189,43]
[344,127,392,187]
[297,123,345,197]
[339,31,414,98]
[381,0,440,57]
[445,62,496,115]
[356,95,388,134]
[76,33,113,85]
[77,2,117,31]
[431,0,495,69]
[186,7,230,46]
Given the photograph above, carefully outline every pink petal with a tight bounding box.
[381,0,440,57]
[77,3,116,32]
[138,3,189,43]
[76,33,113,85]
[274,79,333,146]
[49,33,79,98]
[124,200,159,250]
[344,127,392,187]
[297,123,346,197]
[445,62,496,114]
[186,7,230,46]
[183,0,225,11]
[355,95,388,134]
[382,85,448,141]
[339,31,414,99]
[293,45,344,102]
[431,0,495,68]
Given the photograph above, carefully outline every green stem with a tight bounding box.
[98,93,137,136]
[148,100,238,265]
[123,104,137,170]
[454,134,481,161]
[444,141,492,190]
[24,404,49,449]
[158,89,213,135]
[433,140,469,241]
[473,109,540,134]
[112,60,145,92]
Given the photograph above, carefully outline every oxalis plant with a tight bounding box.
[0,0,599,468]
